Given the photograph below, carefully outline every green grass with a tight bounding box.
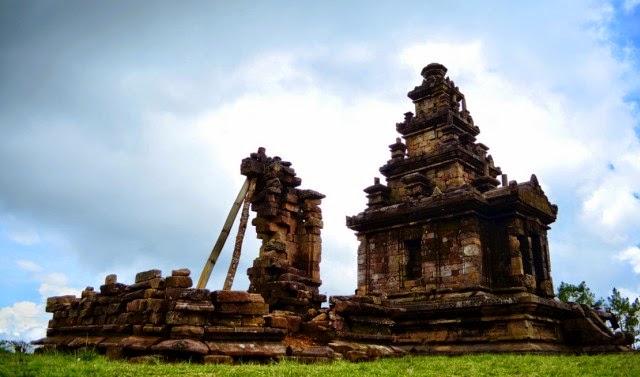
[1,352,638,377]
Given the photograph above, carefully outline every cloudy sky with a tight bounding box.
[1,0,639,341]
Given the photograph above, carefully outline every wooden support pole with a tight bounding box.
[223,178,256,290]
[196,178,250,289]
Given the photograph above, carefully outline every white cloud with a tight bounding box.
[581,149,640,243]
[617,245,640,274]
[617,287,640,301]
[0,271,82,340]
[5,230,40,246]
[0,302,47,341]
[37,272,81,299]
[16,260,43,272]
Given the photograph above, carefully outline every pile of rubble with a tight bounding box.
[39,267,406,363]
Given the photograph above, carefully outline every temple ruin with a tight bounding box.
[35,63,633,362]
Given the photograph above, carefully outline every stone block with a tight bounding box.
[144,289,166,299]
[146,298,169,313]
[151,339,209,355]
[170,325,204,339]
[126,299,145,312]
[67,336,105,348]
[105,274,117,285]
[174,300,215,312]
[328,341,360,355]
[171,268,191,277]
[142,325,168,336]
[242,316,265,327]
[165,276,193,288]
[165,287,187,300]
[300,346,335,358]
[119,335,162,351]
[346,350,368,362]
[212,290,252,303]
[210,316,243,327]
[216,302,268,315]
[205,342,287,357]
[165,311,210,326]
[126,278,165,291]
[135,269,162,283]
[179,288,211,301]
[264,315,288,329]
[286,315,302,332]
[148,312,165,325]
[106,303,124,315]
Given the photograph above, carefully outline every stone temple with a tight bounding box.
[36,63,632,362]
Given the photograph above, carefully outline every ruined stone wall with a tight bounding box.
[242,148,326,313]
[41,269,290,362]
[39,267,408,362]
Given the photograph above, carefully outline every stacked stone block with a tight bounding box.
[329,295,402,343]
[38,268,287,361]
[242,148,326,314]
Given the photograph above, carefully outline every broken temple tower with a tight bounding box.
[241,148,327,314]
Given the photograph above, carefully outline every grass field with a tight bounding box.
[1,352,639,377]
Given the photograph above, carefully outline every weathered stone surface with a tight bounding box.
[346,350,369,362]
[299,346,335,358]
[285,315,302,332]
[165,287,187,300]
[126,298,168,313]
[105,274,118,285]
[151,339,209,354]
[170,325,204,339]
[165,276,193,288]
[172,268,191,277]
[179,289,211,301]
[174,300,215,312]
[100,283,127,296]
[119,336,162,351]
[264,315,288,329]
[206,342,287,357]
[135,269,162,283]
[242,316,265,327]
[127,278,165,291]
[211,290,252,303]
[67,336,105,348]
[216,303,268,315]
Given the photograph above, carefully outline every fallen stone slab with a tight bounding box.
[135,269,162,283]
[67,336,105,348]
[151,339,209,355]
[206,341,287,357]
[119,336,162,351]
[299,346,335,358]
